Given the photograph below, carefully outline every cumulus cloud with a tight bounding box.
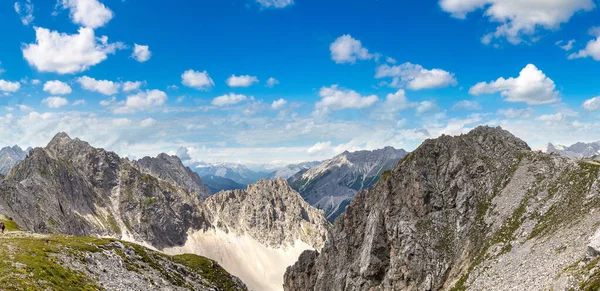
[181,70,214,90]
[112,118,132,127]
[42,96,69,108]
[271,98,287,110]
[469,64,559,105]
[315,85,379,114]
[226,75,259,87]
[140,118,156,128]
[22,27,123,74]
[415,100,440,115]
[256,0,294,8]
[77,76,120,95]
[14,0,34,26]
[123,81,142,92]
[0,80,21,93]
[384,89,416,112]
[211,93,251,107]
[31,79,41,85]
[176,146,191,161]
[497,108,535,119]
[439,0,595,44]
[375,63,457,90]
[266,77,279,88]
[114,90,167,114]
[132,44,151,62]
[536,113,564,121]
[43,80,72,95]
[72,99,86,106]
[60,0,113,29]
[583,96,600,111]
[307,141,332,155]
[452,100,482,111]
[330,35,373,64]
[569,28,600,60]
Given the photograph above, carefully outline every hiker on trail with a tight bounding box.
[0,221,4,234]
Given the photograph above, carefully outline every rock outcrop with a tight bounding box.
[289,146,408,221]
[284,126,600,290]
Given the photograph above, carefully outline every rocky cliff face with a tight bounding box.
[166,179,330,291]
[285,126,600,291]
[289,146,408,221]
[135,153,211,200]
[0,133,207,249]
[0,145,31,175]
[264,161,322,181]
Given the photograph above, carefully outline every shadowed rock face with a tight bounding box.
[0,132,208,249]
[285,126,600,290]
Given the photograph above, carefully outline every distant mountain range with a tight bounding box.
[0,145,31,175]
[201,175,247,193]
[289,146,408,222]
[539,141,600,159]
[191,162,268,185]
[264,161,322,181]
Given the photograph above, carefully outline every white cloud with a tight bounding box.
[31,79,40,85]
[112,118,131,127]
[60,0,113,29]
[496,108,535,119]
[43,80,72,95]
[330,35,373,64]
[556,39,575,51]
[452,100,482,111]
[256,0,294,8]
[14,0,34,26]
[99,96,115,106]
[212,93,251,107]
[384,89,416,112]
[583,96,600,111]
[77,76,120,95]
[132,44,151,62]
[17,104,33,112]
[114,90,168,114]
[440,0,595,44]
[271,98,287,110]
[307,141,332,155]
[315,85,379,113]
[226,75,259,87]
[0,80,21,93]
[181,70,214,90]
[122,81,142,92]
[72,99,86,106]
[42,97,69,108]
[415,100,440,115]
[140,118,156,128]
[266,77,279,88]
[375,63,457,90]
[569,28,600,60]
[22,27,123,74]
[536,113,564,121]
[469,64,559,105]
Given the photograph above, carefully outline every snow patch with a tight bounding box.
[164,228,313,291]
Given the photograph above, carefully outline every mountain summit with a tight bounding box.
[284,126,600,290]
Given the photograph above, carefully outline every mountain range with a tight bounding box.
[201,174,247,193]
[191,162,268,185]
[0,145,31,175]
[285,126,600,291]
[541,141,600,159]
[264,161,322,181]
[0,132,329,291]
[289,146,408,221]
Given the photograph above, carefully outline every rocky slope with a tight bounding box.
[201,174,247,194]
[135,153,211,200]
[542,141,600,159]
[166,179,330,291]
[264,161,322,181]
[284,126,600,291]
[0,230,246,290]
[0,145,31,175]
[289,146,408,221]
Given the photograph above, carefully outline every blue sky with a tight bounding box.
[1,0,600,167]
